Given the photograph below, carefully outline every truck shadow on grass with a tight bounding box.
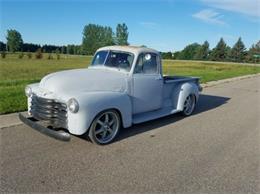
[114,94,230,143]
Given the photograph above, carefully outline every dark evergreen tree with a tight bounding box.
[247,40,260,63]
[22,43,41,52]
[42,44,62,53]
[209,38,228,61]
[0,41,6,51]
[230,37,246,62]
[61,46,67,54]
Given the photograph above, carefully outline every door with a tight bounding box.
[132,53,163,114]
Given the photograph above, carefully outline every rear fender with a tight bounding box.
[176,82,199,111]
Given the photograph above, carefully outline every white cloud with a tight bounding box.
[192,9,226,25]
[201,0,260,18]
[139,22,158,28]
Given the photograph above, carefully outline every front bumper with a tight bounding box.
[19,113,70,141]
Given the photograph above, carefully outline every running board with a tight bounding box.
[132,107,180,124]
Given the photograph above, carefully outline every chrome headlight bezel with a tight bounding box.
[67,98,79,113]
[25,86,32,97]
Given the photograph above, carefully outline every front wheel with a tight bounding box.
[88,110,121,145]
[181,94,196,116]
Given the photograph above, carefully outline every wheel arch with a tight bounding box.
[89,107,123,129]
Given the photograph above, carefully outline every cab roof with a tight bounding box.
[96,45,160,55]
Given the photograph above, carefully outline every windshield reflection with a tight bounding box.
[91,50,134,72]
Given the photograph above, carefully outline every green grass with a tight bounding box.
[163,60,260,83]
[1,53,260,114]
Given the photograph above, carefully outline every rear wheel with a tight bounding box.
[88,110,121,145]
[181,94,196,116]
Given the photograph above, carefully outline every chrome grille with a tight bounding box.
[30,95,68,128]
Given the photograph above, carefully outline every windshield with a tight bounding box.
[91,50,134,72]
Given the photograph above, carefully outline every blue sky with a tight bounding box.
[1,0,259,51]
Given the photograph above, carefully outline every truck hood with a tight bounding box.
[39,68,128,96]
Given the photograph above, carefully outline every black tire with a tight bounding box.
[88,110,121,145]
[181,94,196,116]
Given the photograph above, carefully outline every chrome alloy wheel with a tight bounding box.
[89,110,120,144]
[182,94,196,116]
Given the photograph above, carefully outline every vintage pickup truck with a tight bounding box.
[19,46,202,144]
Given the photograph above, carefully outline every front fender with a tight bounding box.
[67,91,132,135]
[176,82,199,111]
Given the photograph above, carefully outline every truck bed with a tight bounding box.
[163,75,199,84]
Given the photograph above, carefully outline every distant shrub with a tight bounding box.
[18,53,24,59]
[1,51,6,59]
[55,49,60,60]
[56,53,60,60]
[27,52,32,59]
[35,48,43,59]
[47,53,53,60]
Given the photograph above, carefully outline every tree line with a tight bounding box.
[161,38,260,63]
[1,25,259,63]
[0,40,81,55]
[0,23,128,55]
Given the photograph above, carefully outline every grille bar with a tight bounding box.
[30,95,68,128]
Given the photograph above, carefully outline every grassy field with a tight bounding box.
[1,53,260,114]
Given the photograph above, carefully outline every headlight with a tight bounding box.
[25,86,32,97]
[67,98,79,113]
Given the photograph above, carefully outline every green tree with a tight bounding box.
[247,41,260,63]
[194,41,210,60]
[209,38,228,61]
[172,51,181,59]
[161,52,173,59]
[82,24,115,55]
[6,29,23,52]
[103,27,114,46]
[230,37,246,62]
[225,46,232,61]
[116,23,129,45]
[178,43,201,60]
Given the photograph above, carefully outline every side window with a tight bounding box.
[134,53,158,74]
